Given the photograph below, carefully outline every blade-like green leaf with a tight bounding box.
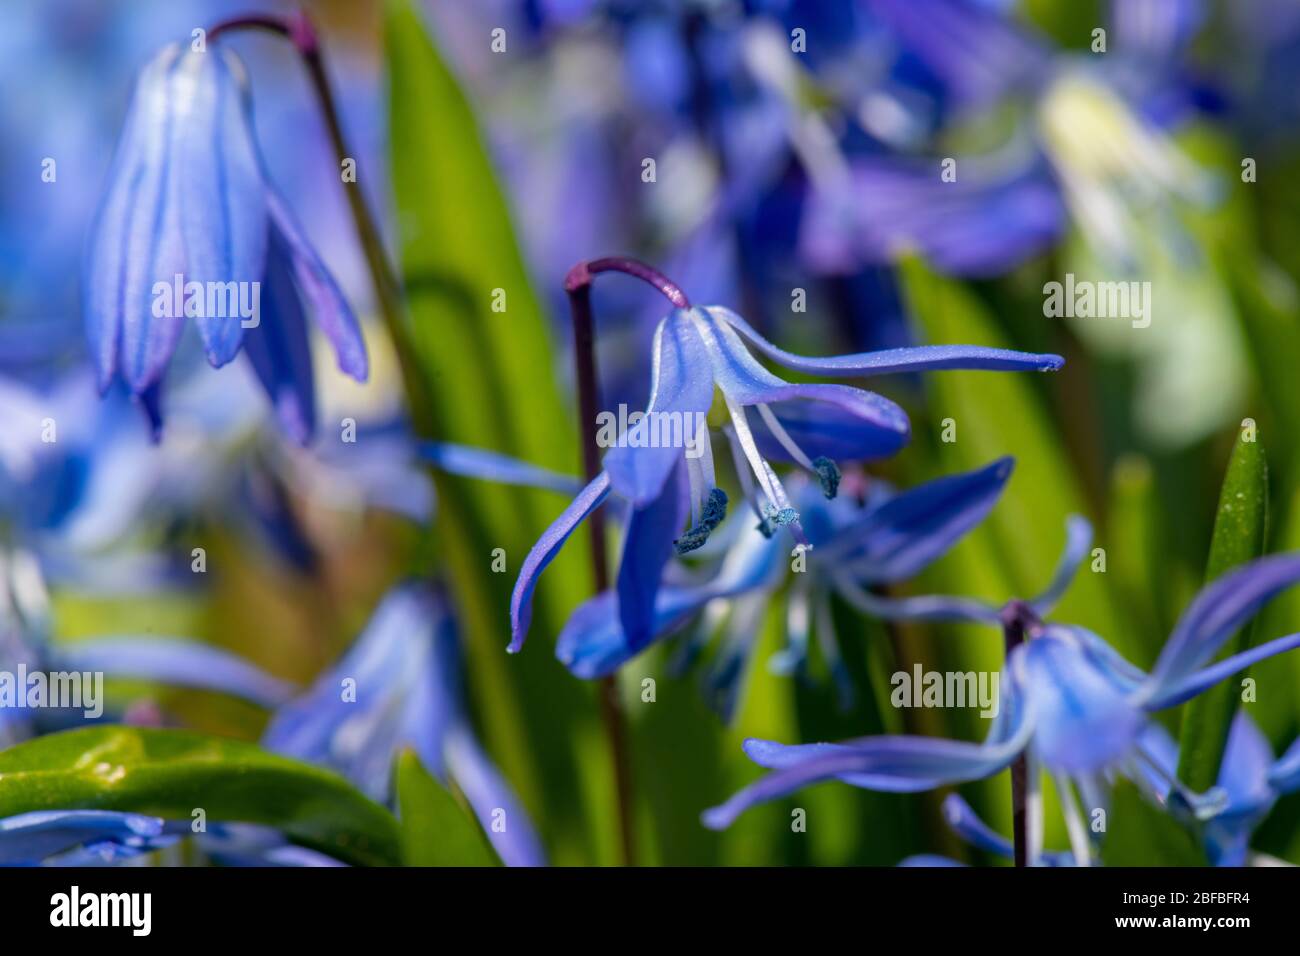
[385,0,613,863]
[897,256,1123,647]
[1101,780,1209,867]
[1177,431,1269,792]
[0,727,400,866]
[395,749,499,866]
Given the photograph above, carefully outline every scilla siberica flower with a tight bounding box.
[263,583,546,867]
[84,41,367,441]
[0,810,345,867]
[555,458,1014,722]
[702,521,1300,866]
[903,714,1300,868]
[510,303,1061,656]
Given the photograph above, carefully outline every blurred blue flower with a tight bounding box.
[263,583,546,867]
[0,809,177,866]
[702,530,1300,867]
[1141,713,1300,866]
[84,41,367,440]
[510,302,1061,655]
[555,458,1014,724]
[0,810,347,867]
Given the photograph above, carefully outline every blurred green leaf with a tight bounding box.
[1177,432,1268,792]
[1101,781,1209,867]
[385,0,618,863]
[1107,455,1170,668]
[395,749,499,866]
[0,727,400,866]
[898,257,1124,648]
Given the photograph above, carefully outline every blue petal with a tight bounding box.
[443,725,547,867]
[243,222,316,444]
[602,312,714,507]
[617,462,689,652]
[702,688,1034,829]
[710,305,1064,374]
[940,793,1013,858]
[84,45,187,393]
[1216,712,1277,819]
[1143,631,1300,710]
[264,584,456,798]
[693,308,912,459]
[832,580,1002,624]
[1029,516,1094,614]
[750,401,906,465]
[557,524,784,678]
[1269,734,1300,794]
[51,638,294,709]
[264,189,368,381]
[0,810,167,865]
[510,472,611,652]
[1143,554,1300,703]
[821,457,1014,582]
[173,48,269,368]
[417,442,582,494]
[864,0,1051,109]
[1020,626,1145,773]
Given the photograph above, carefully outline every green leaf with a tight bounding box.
[897,257,1124,647]
[896,257,1127,851]
[1107,455,1172,667]
[1101,780,1209,867]
[385,0,613,863]
[0,727,400,866]
[1177,432,1269,792]
[395,749,499,866]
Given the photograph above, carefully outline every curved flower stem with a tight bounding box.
[208,10,435,437]
[565,257,692,310]
[563,256,687,866]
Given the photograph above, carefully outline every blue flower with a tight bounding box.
[0,811,348,867]
[1141,713,1300,867]
[701,529,1300,867]
[263,583,546,867]
[555,458,1015,724]
[510,302,1062,655]
[0,809,177,866]
[84,41,367,440]
[905,713,1300,868]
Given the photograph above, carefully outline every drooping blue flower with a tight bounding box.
[905,713,1300,868]
[510,302,1062,656]
[263,583,546,867]
[702,526,1300,867]
[555,458,1015,723]
[84,41,367,440]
